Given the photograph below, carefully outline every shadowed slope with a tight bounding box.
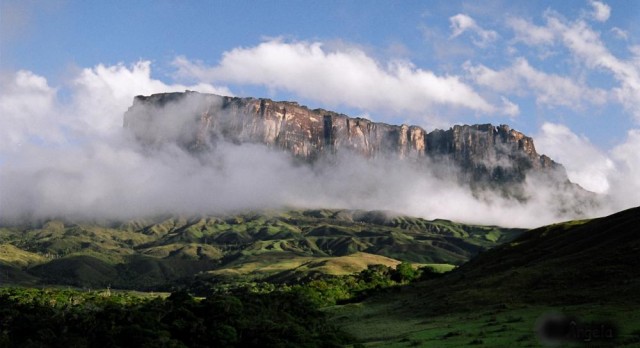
[371,206,640,315]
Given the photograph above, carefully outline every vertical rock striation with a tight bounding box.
[124,91,567,188]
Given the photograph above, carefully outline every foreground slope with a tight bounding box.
[331,206,640,346]
[420,205,640,309]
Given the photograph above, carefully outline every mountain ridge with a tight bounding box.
[0,209,524,289]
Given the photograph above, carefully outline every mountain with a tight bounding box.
[123,91,571,190]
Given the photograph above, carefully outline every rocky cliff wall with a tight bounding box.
[124,91,565,187]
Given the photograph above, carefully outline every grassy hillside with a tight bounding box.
[330,206,640,346]
[0,209,523,289]
[416,205,640,310]
[2,207,639,346]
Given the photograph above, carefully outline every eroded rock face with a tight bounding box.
[124,91,565,187]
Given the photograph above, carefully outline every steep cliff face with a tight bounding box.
[124,91,565,187]
[426,124,561,184]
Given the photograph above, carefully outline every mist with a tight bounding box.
[0,138,587,228]
[1,65,638,228]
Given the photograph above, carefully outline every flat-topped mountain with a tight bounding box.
[124,91,569,189]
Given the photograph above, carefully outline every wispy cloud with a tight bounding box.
[449,13,498,47]
[465,58,609,109]
[609,129,640,208]
[497,7,640,121]
[547,15,640,121]
[610,27,628,40]
[507,17,555,46]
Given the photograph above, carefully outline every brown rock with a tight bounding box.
[124,91,566,188]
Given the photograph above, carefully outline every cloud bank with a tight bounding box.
[1,62,638,228]
[535,122,640,212]
[2,1,639,228]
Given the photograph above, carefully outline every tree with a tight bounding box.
[392,262,416,283]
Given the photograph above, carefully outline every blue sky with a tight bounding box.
[3,1,639,142]
[1,0,639,213]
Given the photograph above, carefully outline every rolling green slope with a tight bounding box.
[416,205,640,310]
[0,209,523,289]
[330,206,640,346]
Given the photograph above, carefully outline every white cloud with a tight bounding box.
[503,7,640,123]
[466,58,609,109]
[500,96,520,117]
[449,14,498,47]
[608,129,640,209]
[546,16,640,121]
[589,0,611,22]
[535,123,614,193]
[507,17,555,46]
[1,57,638,229]
[0,62,619,228]
[535,123,640,212]
[449,14,476,37]
[0,62,230,159]
[0,70,61,152]
[71,61,231,135]
[172,40,513,118]
[610,27,628,40]
[464,62,519,92]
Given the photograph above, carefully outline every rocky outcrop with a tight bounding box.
[124,91,566,187]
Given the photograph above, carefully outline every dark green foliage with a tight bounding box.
[236,263,430,307]
[391,262,417,282]
[186,262,428,308]
[0,288,351,348]
[416,265,444,281]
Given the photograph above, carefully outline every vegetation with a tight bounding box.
[0,209,522,289]
[329,301,640,347]
[0,287,351,347]
[0,261,448,347]
[328,206,640,346]
[2,206,638,346]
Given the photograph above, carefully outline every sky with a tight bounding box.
[1,0,639,226]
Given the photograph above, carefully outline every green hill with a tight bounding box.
[330,206,640,346]
[415,205,640,310]
[0,209,523,289]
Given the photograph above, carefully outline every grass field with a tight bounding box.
[329,300,640,347]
